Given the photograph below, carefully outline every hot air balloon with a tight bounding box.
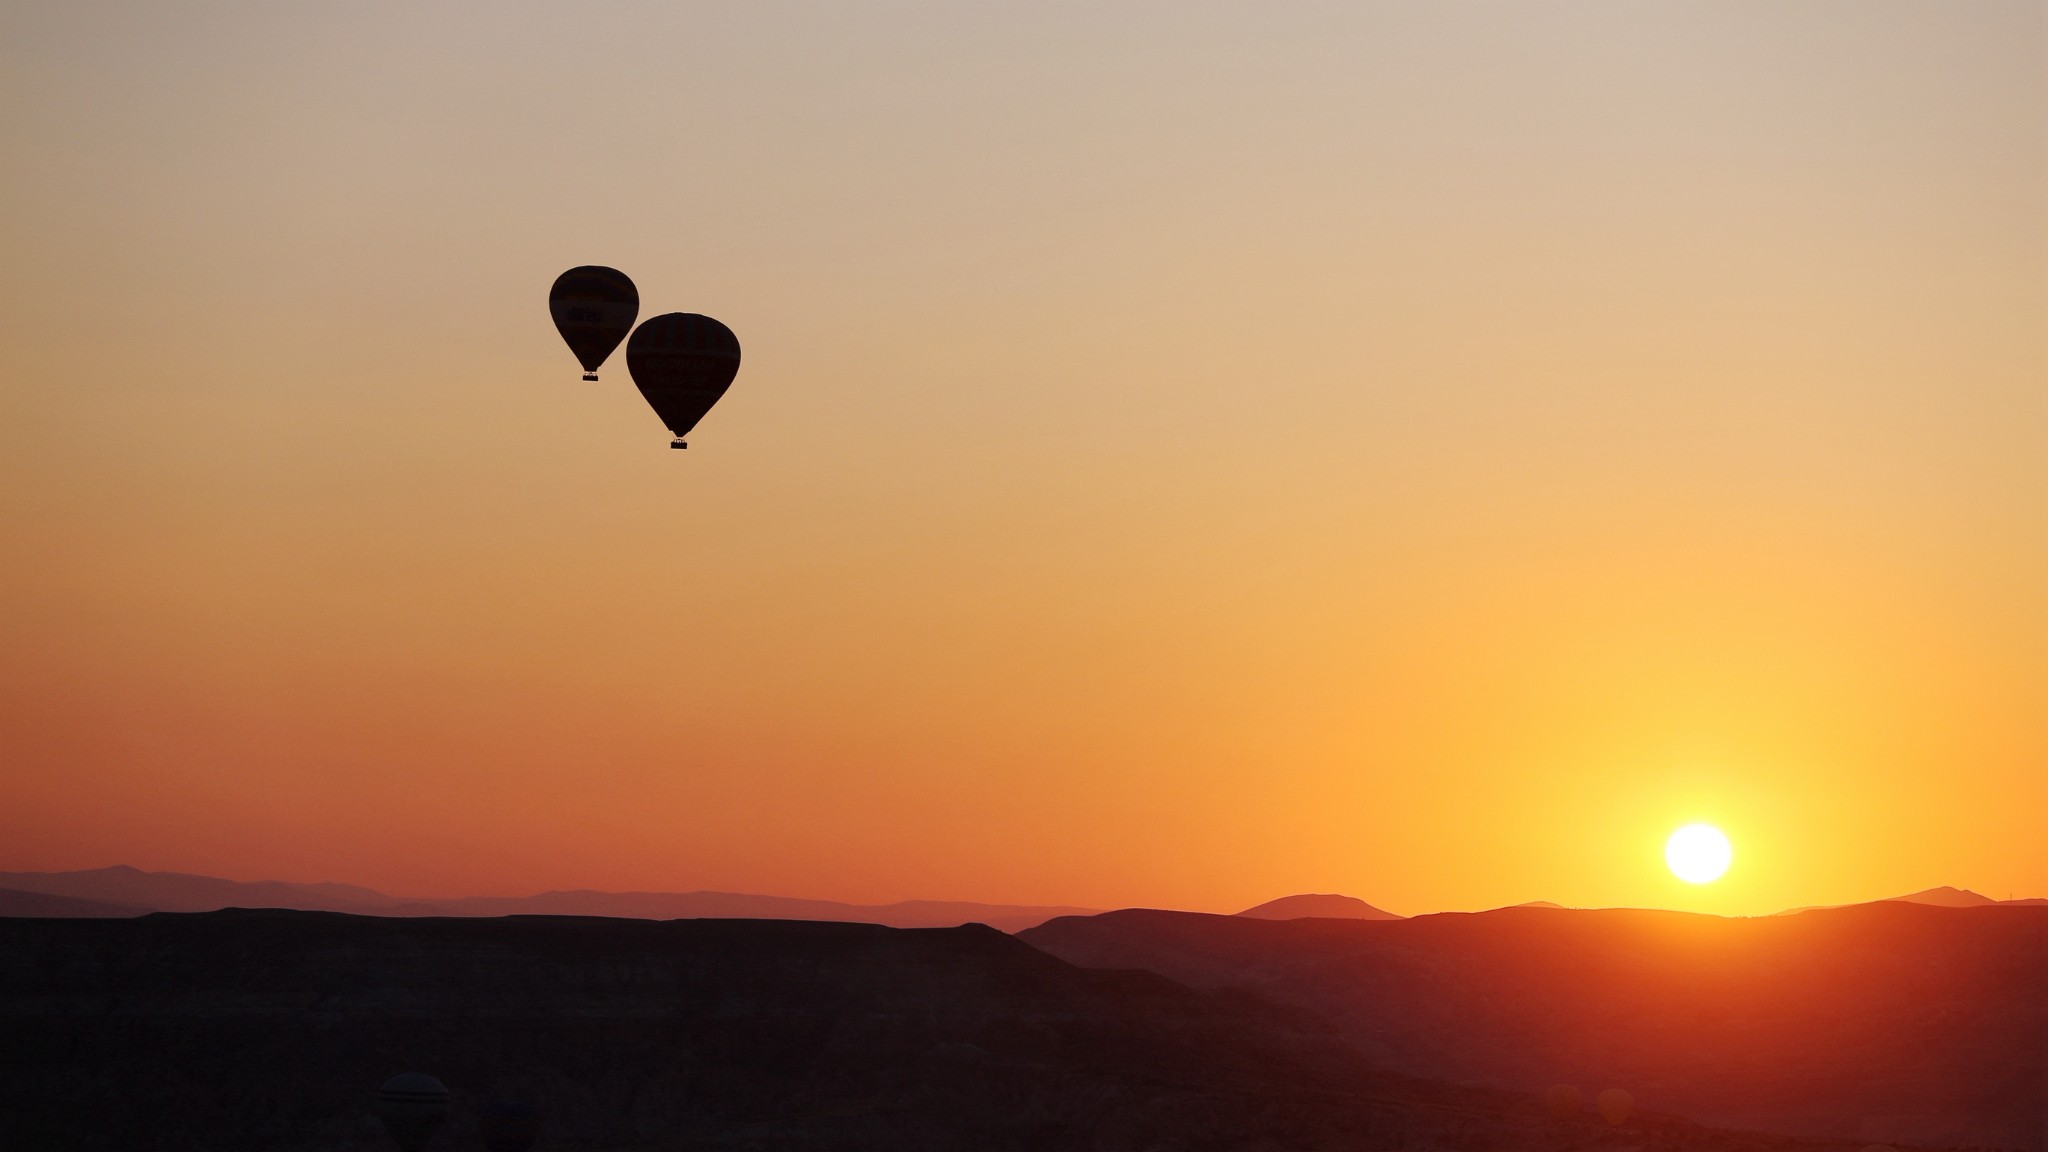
[479,1100,541,1152]
[549,266,638,380]
[1596,1087,1633,1127]
[374,1073,449,1152]
[1545,1084,1582,1120]
[625,312,741,448]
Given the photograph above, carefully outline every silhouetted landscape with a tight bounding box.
[1,907,1999,1152]
[5,5,2041,1150]
[8,869,2039,1148]
[1022,902,2047,1152]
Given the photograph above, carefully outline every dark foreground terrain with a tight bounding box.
[1023,902,2048,1152]
[0,910,1907,1152]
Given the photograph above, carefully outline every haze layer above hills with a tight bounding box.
[0,909,1902,1152]
[0,866,1100,932]
[1021,902,2046,1152]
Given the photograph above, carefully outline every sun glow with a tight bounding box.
[1665,824,1732,884]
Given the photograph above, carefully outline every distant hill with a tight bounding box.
[1506,900,1566,910]
[0,865,407,915]
[1891,885,1998,907]
[430,890,1104,932]
[0,887,149,918]
[1775,885,2044,915]
[0,909,1897,1152]
[1021,902,2045,1152]
[0,867,1099,932]
[1236,894,1403,920]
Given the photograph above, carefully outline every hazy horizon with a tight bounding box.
[3,2,2041,917]
[5,859,2039,918]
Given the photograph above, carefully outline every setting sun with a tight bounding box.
[1666,824,1733,884]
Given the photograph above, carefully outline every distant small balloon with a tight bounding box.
[549,266,639,380]
[375,1073,449,1152]
[625,312,741,448]
[1597,1087,1634,1127]
[1545,1084,1582,1120]
[479,1100,541,1152]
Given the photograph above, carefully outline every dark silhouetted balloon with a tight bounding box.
[549,266,638,380]
[1545,1084,1582,1120]
[479,1100,541,1152]
[375,1073,449,1151]
[1597,1087,1633,1126]
[625,312,741,448]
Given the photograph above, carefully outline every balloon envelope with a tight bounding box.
[375,1073,449,1152]
[549,266,638,375]
[1596,1088,1633,1126]
[1545,1084,1582,1120]
[625,312,741,442]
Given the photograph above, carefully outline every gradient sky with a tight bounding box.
[2,2,2041,916]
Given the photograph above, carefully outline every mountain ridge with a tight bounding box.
[0,866,1102,932]
[1776,885,2048,914]
[0,886,152,918]
[3,867,2038,928]
[1020,901,2046,1152]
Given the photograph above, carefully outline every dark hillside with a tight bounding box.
[1022,902,2047,1151]
[0,910,1897,1152]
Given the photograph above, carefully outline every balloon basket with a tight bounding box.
[669,439,687,450]
[582,373,599,381]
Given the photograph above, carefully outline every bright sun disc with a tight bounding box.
[1665,824,1732,884]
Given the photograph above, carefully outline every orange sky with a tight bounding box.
[1,3,2041,916]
